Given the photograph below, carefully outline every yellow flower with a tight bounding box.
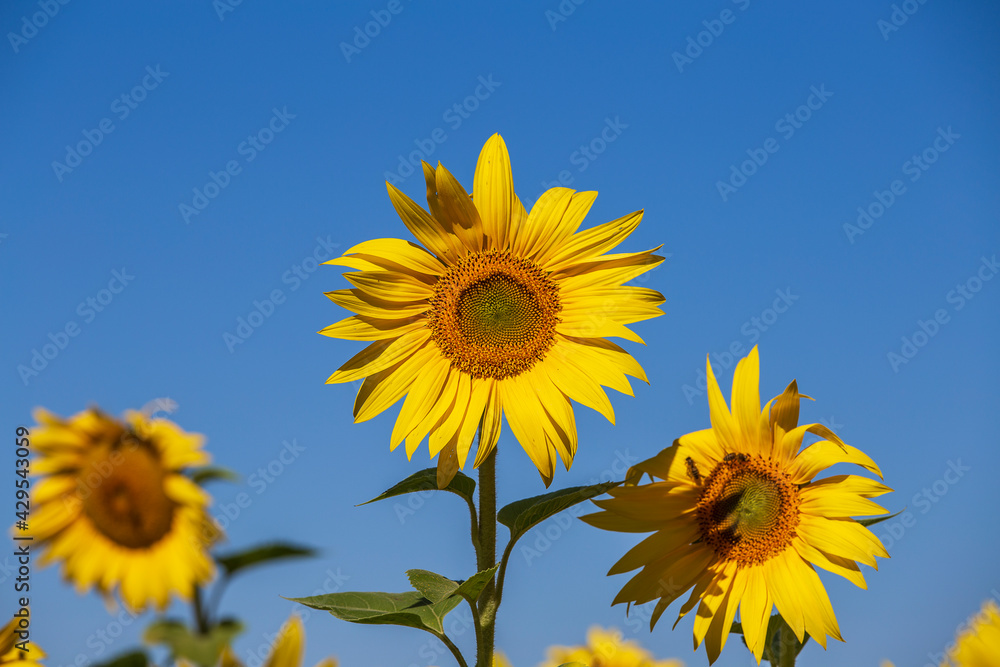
[942,599,1000,667]
[208,615,336,667]
[322,134,664,485]
[584,347,891,664]
[0,616,45,667]
[24,407,219,612]
[539,626,683,667]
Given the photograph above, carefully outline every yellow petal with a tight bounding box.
[545,210,644,272]
[762,549,806,642]
[326,330,431,384]
[554,249,665,290]
[319,314,425,341]
[515,187,574,259]
[390,356,450,454]
[500,376,557,483]
[458,379,492,467]
[535,190,599,265]
[386,181,461,261]
[428,371,471,458]
[793,536,867,589]
[692,562,737,649]
[353,345,439,423]
[473,383,503,467]
[769,380,803,434]
[704,566,746,664]
[731,346,761,452]
[544,342,616,423]
[436,441,460,489]
[739,566,772,663]
[472,133,516,250]
[340,237,445,276]
[324,288,427,319]
[433,162,483,253]
[265,615,305,667]
[789,440,883,483]
[784,554,842,648]
[796,515,888,568]
[344,271,435,302]
[608,520,701,575]
[705,355,741,453]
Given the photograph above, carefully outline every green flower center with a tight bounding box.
[429,250,561,379]
[696,454,800,565]
[712,472,783,538]
[456,274,544,347]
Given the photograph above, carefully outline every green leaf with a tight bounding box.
[289,590,461,635]
[405,565,500,606]
[92,652,149,667]
[406,569,458,603]
[360,467,476,506]
[857,508,905,528]
[216,542,316,577]
[190,466,240,485]
[498,481,620,543]
[143,618,243,667]
[452,565,499,603]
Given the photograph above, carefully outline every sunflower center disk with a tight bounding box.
[695,455,800,566]
[429,251,561,380]
[80,437,176,549]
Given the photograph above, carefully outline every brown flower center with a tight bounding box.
[428,250,560,379]
[695,453,800,566]
[80,435,175,549]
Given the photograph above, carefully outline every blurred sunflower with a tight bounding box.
[584,347,891,664]
[540,626,683,667]
[0,616,45,667]
[25,407,218,612]
[322,133,664,485]
[201,614,336,667]
[943,599,1000,667]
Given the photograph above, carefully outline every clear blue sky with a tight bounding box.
[2,2,998,666]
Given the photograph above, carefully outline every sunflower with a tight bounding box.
[583,347,891,664]
[540,626,684,667]
[25,407,219,612]
[204,614,336,667]
[0,616,45,667]
[942,599,1000,667]
[321,134,664,485]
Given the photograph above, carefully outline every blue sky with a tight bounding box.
[2,1,998,666]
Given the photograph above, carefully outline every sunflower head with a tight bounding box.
[0,615,45,667]
[206,614,337,667]
[321,134,665,486]
[584,347,891,664]
[24,406,219,612]
[540,626,684,667]
[941,599,1000,667]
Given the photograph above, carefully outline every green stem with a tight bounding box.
[192,584,210,634]
[475,449,497,667]
[768,616,800,667]
[206,573,230,621]
[439,631,471,667]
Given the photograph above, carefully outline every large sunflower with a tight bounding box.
[26,407,218,612]
[321,134,664,485]
[583,347,890,664]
